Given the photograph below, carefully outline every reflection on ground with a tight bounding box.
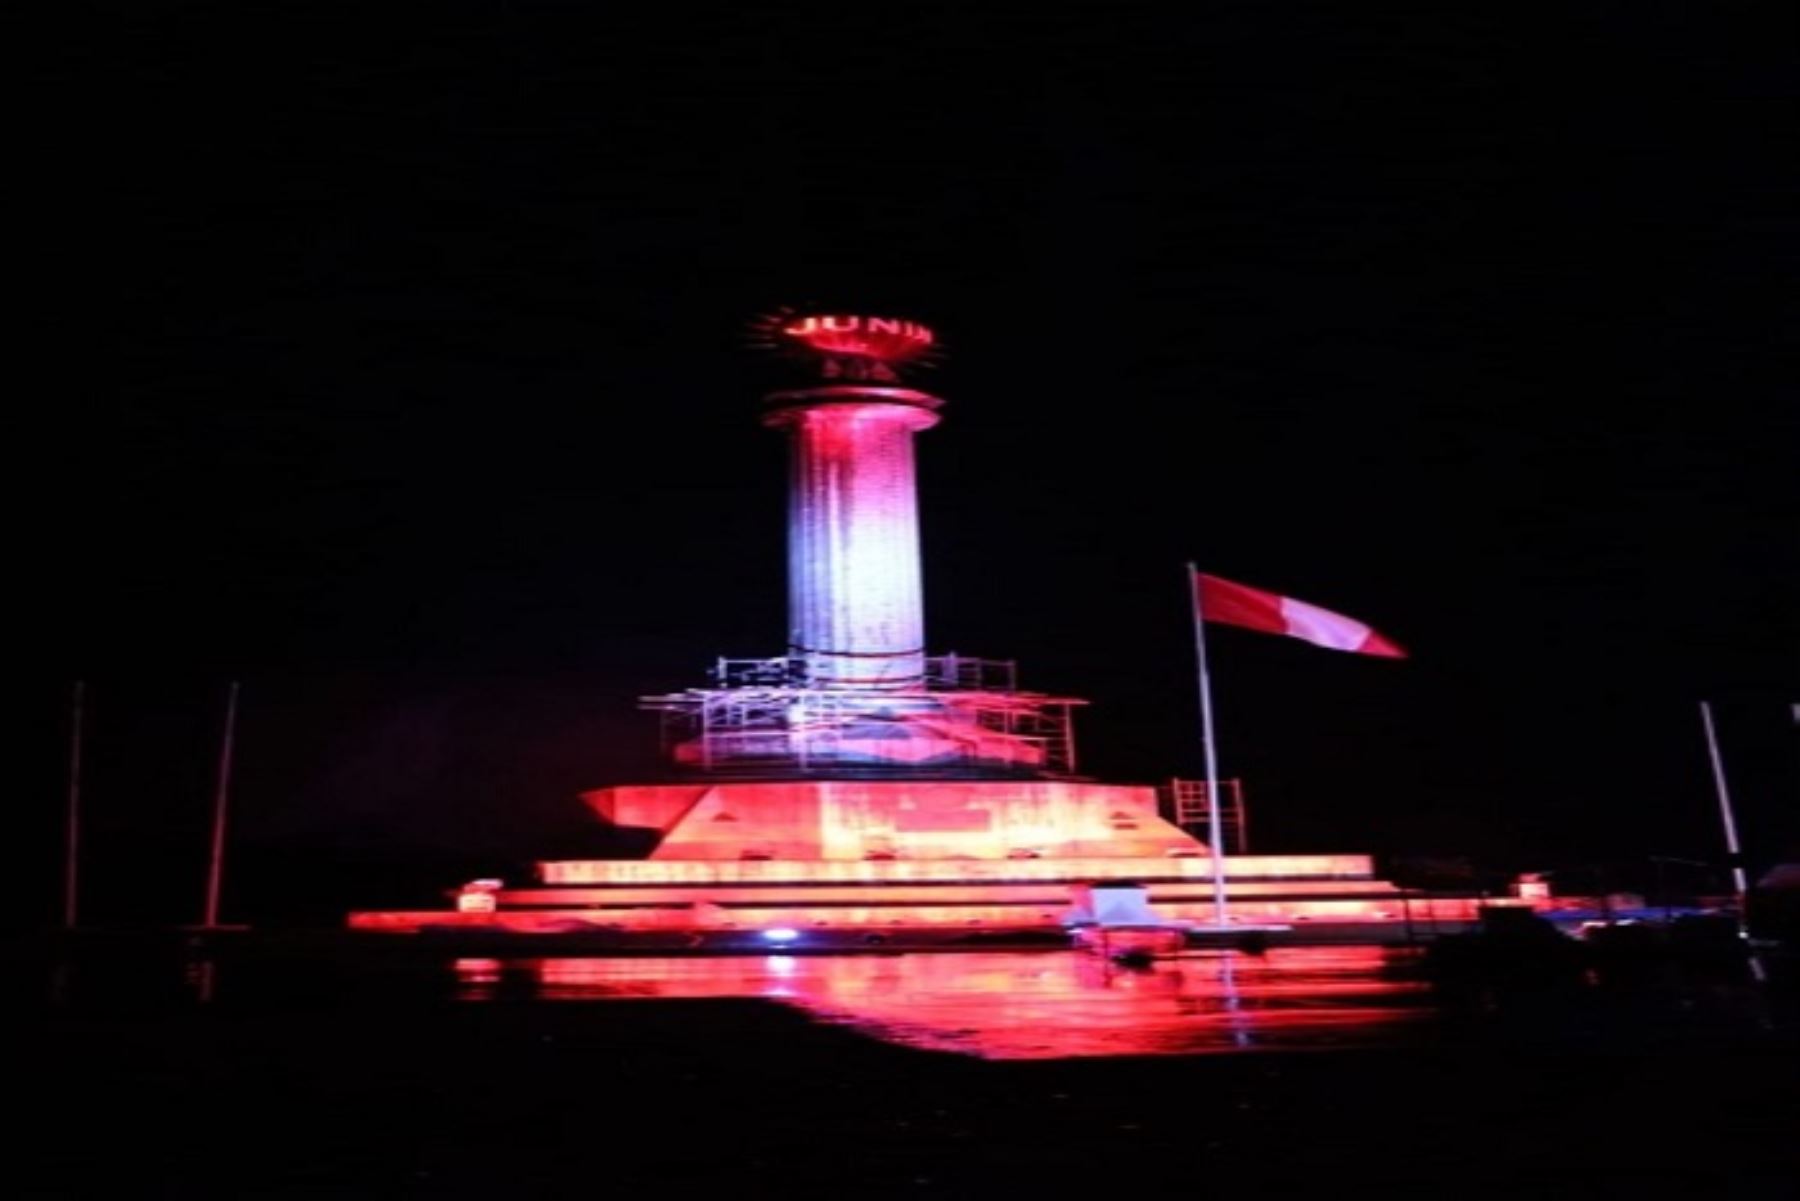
[451,946,1431,1059]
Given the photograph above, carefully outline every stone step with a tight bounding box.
[537,852,1381,886]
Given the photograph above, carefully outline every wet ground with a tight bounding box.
[15,941,1800,1198]
[452,946,1436,1057]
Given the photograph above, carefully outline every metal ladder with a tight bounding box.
[1165,777,1248,853]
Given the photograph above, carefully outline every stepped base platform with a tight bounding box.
[349,853,1495,941]
[349,780,1502,944]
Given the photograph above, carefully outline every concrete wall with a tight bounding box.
[579,779,1204,861]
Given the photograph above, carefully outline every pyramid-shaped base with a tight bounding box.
[349,780,1491,937]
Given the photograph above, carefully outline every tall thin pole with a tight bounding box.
[1698,701,1750,905]
[202,681,240,929]
[63,681,85,930]
[1187,564,1229,927]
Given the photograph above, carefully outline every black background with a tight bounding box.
[25,3,1797,925]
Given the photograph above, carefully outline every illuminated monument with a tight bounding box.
[643,312,1082,779]
[351,311,1477,938]
[579,309,1202,873]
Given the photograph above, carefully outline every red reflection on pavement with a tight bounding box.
[453,947,1429,1059]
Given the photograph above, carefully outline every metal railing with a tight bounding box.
[643,653,1082,777]
[707,653,1020,693]
[1164,777,1249,854]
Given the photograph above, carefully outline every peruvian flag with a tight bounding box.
[1194,571,1407,658]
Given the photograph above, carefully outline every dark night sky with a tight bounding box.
[27,3,1798,923]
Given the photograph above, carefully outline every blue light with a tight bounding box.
[762,927,801,944]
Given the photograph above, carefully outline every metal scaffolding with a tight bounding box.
[642,654,1084,778]
[1163,777,1249,854]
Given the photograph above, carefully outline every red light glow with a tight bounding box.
[460,947,1433,1059]
[779,314,936,363]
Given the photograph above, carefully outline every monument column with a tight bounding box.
[762,386,942,690]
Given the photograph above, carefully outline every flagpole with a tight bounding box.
[1698,701,1750,910]
[202,681,240,930]
[1187,564,1229,928]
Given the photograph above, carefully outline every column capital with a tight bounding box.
[760,387,944,431]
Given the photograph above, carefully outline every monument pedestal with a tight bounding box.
[348,778,1485,936]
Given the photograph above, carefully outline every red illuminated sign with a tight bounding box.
[780,315,936,363]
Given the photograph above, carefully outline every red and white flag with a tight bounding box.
[1193,571,1406,658]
